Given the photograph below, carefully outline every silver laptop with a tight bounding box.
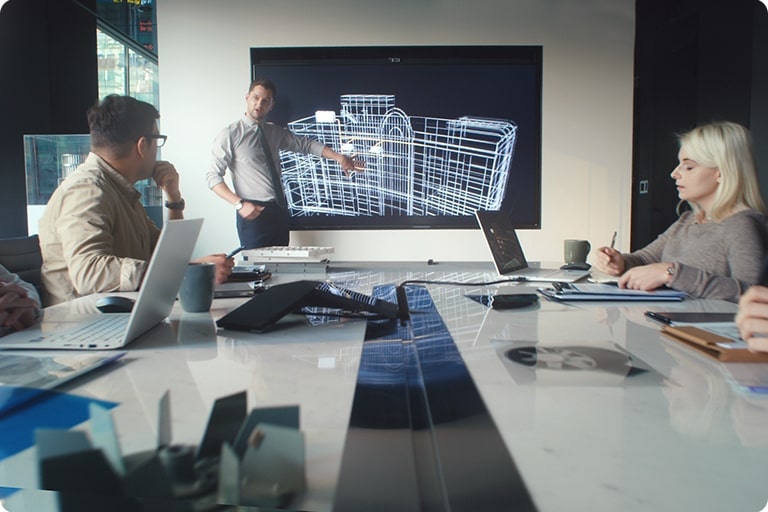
[0,218,203,350]
[475,210,590,283]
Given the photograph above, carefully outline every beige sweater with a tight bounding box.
[38,153,160,306]
[622,210,768,302]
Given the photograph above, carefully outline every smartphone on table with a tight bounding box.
[644,311,735,325]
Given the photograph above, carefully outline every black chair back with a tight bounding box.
[0,234,44,294]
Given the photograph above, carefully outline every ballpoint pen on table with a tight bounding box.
[226,246,245,259]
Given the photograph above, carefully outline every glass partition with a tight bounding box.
[23,134,163,234]
[24,134,163,212]
[23,134,161,207]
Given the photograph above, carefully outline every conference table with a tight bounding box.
[1,262,767,511]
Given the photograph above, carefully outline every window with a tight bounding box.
[97,27,159,108]
[94,26,162,209]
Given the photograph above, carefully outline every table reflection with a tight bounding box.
[662,343,768,447]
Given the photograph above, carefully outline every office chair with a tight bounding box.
[0,234,44,295]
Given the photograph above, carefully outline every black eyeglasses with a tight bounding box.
[147,134,168,147]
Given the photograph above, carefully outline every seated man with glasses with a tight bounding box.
[38,94,233,306]
[148,133,168,147]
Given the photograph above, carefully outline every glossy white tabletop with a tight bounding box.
[1,272,364,511]
[2,262,767,511]
[431,280,768,512]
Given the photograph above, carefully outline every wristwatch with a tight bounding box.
[234,199,244,211]
[164,198,185,211]
[665,264,677,282]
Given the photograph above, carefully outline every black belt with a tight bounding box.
[243,199,278,207]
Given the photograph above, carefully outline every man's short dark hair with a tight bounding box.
[88,95,160,157]
[248,78,277,97]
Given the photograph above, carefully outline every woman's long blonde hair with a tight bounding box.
[678,121,766,221]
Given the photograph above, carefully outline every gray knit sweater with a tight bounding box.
[622,210,768,302]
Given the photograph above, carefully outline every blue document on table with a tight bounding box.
[0,352,125,416]
[538,283,687,301]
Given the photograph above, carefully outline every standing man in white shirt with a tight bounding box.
[205,78,363,249]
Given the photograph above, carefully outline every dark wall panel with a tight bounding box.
[632,0,768,250]
[752,2,768,202]
[0,0,96,237]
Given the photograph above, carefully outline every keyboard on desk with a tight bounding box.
[242,246,334,259]
[33,314,129,348]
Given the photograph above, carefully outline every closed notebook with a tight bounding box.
[538,283,687,301]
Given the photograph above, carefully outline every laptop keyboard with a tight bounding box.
[36,314,129,348]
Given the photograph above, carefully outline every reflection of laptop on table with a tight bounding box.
[475,210,590,283]
[0,218,203,350]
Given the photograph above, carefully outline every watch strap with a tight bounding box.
[164,198,185,210]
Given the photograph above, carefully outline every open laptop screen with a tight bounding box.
[475,210,529,274]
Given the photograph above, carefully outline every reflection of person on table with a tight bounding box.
[0,264,41,335]
[730,394,768,447]
[206,78,365,249]
[38,95,233,306]
[662,345,733,442]
[663,344,768,447]
[595,121,767,302]
[736,285,768,352]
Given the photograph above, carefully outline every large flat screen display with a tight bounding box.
[250,45,542,230]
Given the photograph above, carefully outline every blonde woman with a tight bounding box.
[596,121,767,302]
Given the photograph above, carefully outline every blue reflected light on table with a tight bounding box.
[334,284,537,512]
[0,389,117,461]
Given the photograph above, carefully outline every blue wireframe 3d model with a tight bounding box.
[279,94,518,218]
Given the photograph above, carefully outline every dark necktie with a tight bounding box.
[257,125,286,208]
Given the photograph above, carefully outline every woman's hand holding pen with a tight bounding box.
[595,246,625,276]
[595,231,624,276]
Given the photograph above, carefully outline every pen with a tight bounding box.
[610,231,617,249]
[226,246,244,259]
